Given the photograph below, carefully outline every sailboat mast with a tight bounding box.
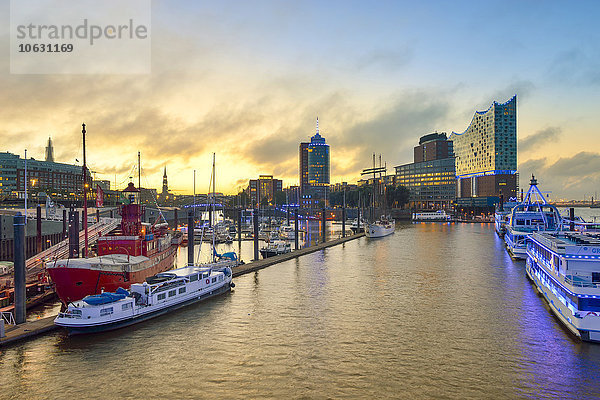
[138,151,141,190]
[82,123,89,258]
[212,153,216,262]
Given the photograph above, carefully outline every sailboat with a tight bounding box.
[365,154,395,238]
[194,153,240,269]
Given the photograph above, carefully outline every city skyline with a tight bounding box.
[1,1,600,199]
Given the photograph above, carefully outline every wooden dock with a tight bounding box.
[0,315,59,347]
[233,232,364,277]
[0,233,364,347]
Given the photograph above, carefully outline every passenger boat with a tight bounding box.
[504,176,561,259]
[365,216,395,238]
[494,200,519,237]
[47,183,178,304]
[260,240,291,258]
[526,231,600,342]
[55,265,234,335]
[412,210,452,222]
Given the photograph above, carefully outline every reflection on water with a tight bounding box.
[2,222,600,399]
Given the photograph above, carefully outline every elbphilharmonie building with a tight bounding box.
[449,95,518,206]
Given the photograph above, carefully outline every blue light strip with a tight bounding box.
[456,170,517,178]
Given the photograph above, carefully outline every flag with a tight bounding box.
[96,184,104,208]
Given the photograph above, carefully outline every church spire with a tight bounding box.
[45,136,54,162]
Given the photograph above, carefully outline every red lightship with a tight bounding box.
[47,183,180,304]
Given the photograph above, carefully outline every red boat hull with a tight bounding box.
[48,245,178,304]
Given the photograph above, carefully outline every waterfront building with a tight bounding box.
[304,118,330,207]
[246,175,283,206]
[283,185,300,206]
[299,142,309,198]
[449,96,518,210]
[330,182,358,193]
[0,151,89,201]
[394,133,456,210]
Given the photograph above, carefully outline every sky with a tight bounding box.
[1,0,600,200]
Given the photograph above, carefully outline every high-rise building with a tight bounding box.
[303,117,330,207]
[413,132,453,163]
[449,96,518,207]
[395,133,456,209]
[246,175,283,206]
[299,142,309,197]
[45,137,54,162]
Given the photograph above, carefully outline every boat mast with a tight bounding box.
[82,123,89,258]
[138,151,141,190]
[212,153,216,262]
[24,149,27,222]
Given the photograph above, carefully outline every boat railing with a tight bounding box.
[564,275,599,289]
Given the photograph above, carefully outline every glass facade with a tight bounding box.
[449,96,518,200]
[306,131,330,206]
[395,158,456,209]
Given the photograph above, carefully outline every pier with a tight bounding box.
[0,232,364,347]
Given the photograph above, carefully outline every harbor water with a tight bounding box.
[2,221,600,399]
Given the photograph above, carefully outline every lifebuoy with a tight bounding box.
[206,279,210,284]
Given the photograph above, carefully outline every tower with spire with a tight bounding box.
[162,166,168,195]
[45,136,54,162]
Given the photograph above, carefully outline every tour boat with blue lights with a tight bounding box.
[54,264,234,335]
[47,183,179,304]
[504,176,561,259]
[526,231,600,342]
[412,210,452,222]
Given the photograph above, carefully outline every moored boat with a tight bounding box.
[47,183,178,304]
[55,265,234,335]
[412,210,452,222]
[365,216,395,238]
[260,240,291,258]
[526,230,600,342]
[504,176,561,259]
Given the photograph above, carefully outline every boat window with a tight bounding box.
[516,220,524,225]
[71,309,82,316]
[122,302,133,311]
[189,274,198,282]
[157,293,166,300]
[168,289,177,297]
[593,273,600,283]
[219,276,223,282]
[100,307,113,316]
[179,287,186,294]
[212,277,217,283]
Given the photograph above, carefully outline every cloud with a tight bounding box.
[518,127,561,152]
[519,152,600,199]
[548,48,600,86]
[489,80,535,104]
[355,48,413,71]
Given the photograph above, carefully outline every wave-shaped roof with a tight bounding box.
[450,95,516,138]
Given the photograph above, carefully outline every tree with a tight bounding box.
[385,185,410,208]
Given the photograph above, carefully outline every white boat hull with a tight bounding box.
[365,221,395,238]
